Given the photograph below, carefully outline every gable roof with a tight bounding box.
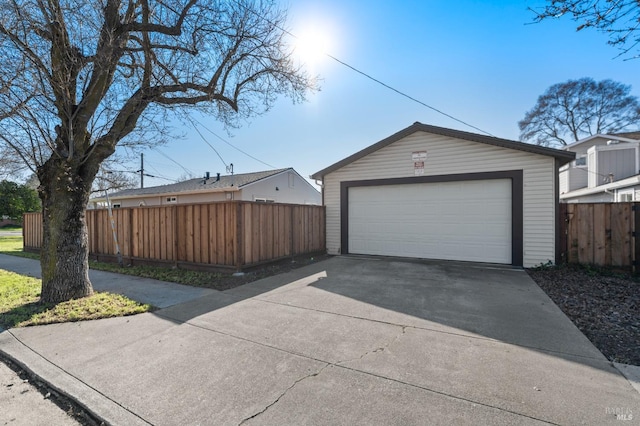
[311,122,575,179]
[101,168,291,200]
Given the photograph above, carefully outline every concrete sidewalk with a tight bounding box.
[1,255,639,425]
[0,254,215,308]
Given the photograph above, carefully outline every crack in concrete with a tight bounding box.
[336,325,407,366]
[238,364,329,425]
[254,298,608,363]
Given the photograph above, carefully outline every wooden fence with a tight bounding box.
[560,202,638,270]
[23,201,325,271]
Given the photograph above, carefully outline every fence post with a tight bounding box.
[558,203,566,264]
[128,208,133,264]
[290,205,295,258]
[172,205,178,267]
[22,214,26,250]
[631,203,640,273]
[235,202,244,271]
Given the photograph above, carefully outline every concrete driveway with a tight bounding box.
[1,256,638,425]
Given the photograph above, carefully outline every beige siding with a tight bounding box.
[322,131,557,267]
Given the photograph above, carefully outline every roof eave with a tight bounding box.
[237,168,290,190]
[91,186,240,202]
[311,122,575,179]
[560,175,640,198]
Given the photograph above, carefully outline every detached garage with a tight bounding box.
[311,123,575,267]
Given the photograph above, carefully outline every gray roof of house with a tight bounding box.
[311,122,576,179]
[106,168,291,198]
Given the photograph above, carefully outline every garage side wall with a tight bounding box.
[322,131,556,267]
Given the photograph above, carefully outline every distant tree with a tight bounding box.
[176,172,197,182]
[0,180,40,223]
[0,0,314,303]
[532,1,640,59]
[519,78,640,147]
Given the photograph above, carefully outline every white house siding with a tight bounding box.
[172,192,228,204]
[559,169,569,194]
[240,171,321,204]
[322,131,557,267]
[559,166,589,192]
[93,171,320,208]
[113,192,227,207]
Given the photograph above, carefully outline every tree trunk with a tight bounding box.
[39,158,96,304]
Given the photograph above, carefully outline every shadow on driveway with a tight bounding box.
[160,255,608,367]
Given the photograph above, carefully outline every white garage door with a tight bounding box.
[348,179,512,264]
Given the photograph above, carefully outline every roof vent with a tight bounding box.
[205,171,210,179]
[216,173,220,182]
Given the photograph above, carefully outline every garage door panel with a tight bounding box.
[348,180,511,264]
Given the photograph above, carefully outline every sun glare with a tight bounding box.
[294,27,332,66]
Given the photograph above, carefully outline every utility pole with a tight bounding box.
[140,153,144,188]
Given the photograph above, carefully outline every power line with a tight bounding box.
[145,162,182,181]
[151,147,195,177]
[106,169,178,182]
[324,54,496,137]
[145,158,184,175]
[144,171,181,182]
[185,116,228,168]
[572,163,621,181]
[143,174,177,182]
[193,118,277,169]
[232,0,496,137]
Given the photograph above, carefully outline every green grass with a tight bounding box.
[88,261,229,287]
[0,233,39,260]
[0,269,152,329]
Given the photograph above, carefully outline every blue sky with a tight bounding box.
[126,0,639,188]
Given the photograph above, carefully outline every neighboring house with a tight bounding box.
[89,168,320,208]
[559,133,640,203]
[311,122,574,268]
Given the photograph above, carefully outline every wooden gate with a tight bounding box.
[559,202,639,270]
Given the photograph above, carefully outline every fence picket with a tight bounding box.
[560,202,636,270]
[22,202,325,270]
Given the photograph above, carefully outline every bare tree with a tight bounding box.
[0,0,314,303]
[93,165,138,194]
[531,1,640,59]
[519,78,640,147]
[0,146,28,179]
